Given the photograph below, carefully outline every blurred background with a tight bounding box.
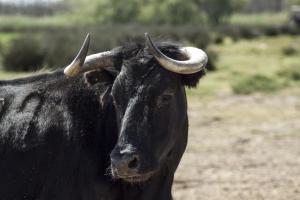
[0,0,300,199]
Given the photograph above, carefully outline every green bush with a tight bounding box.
[277,65,300,81]
[0,42,3,54]
[218,23,300,41]
[218,25,263,40]
[282,44,299,56]
[232,74,284,94]
[214,35,224,44]
[40,25,212,68]
[2,35,46,71]
[0,25,212,71]
[264,26,281,36]
[198,0,241,26]
[205,48,218,71]
[41,30,84,68]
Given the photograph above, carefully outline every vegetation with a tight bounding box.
[73,0,234,25]
[229,12,289,27]
[232,74,285,94]
[188,35,300,96]
[0,0,65,16]
[2,35,45,71]
[0,15,76,32]
[277,63,300,81]
[0,0,250,29]
[0,24,212,70]
[0,70,30,80]
[282,43,299,55]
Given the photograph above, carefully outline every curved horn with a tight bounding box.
[145,33,208,74]
[64,34,115,77]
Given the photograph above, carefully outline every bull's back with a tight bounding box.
[0,71,72,151]
[0,71,106,200]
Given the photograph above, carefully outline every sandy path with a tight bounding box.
[173,93,300,200]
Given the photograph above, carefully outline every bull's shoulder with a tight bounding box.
[0,70,110,151]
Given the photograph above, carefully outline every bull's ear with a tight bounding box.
[84,70,114,87]
[181,69,206,88]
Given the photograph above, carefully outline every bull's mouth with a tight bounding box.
[111,169,154,183]
[120,174,152,183]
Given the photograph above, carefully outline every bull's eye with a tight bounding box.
[157,93,173,107]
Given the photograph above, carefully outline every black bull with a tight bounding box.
[0,35,207,200]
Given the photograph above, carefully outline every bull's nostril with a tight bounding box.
[128,156,139,169]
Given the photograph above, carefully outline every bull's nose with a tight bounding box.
[111,153,140,175]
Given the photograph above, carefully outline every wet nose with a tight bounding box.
[111,153,140,175]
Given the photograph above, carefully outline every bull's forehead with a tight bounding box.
[116,63,179,95]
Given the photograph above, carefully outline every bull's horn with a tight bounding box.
[145,33,208,74]
[64,33,90,77]
[64,34,116,77]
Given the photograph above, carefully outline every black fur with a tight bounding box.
[0,40,205,200]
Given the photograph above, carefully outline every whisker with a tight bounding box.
[105,165,113,176]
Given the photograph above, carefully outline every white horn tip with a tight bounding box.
[64,60,81,77]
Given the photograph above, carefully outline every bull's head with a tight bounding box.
[64,33,208,183]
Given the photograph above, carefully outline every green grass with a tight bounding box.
[229,12,289,27]
[0,15,63,30]
[188,35,300,96]
[0,14,94,31]
[0,71,30,80]
[0,32,19,44]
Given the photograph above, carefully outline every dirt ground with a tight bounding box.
[173,92,300,200]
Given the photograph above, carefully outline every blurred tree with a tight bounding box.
[244,0,286,13]
[95,0,141,23]
[95,0,203,24]
[0,0,65,16]
[59,0,249,25]
[3,35,45,71]
[288,0,300,5]
[139,0,204,25]
[194,0,243,25]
